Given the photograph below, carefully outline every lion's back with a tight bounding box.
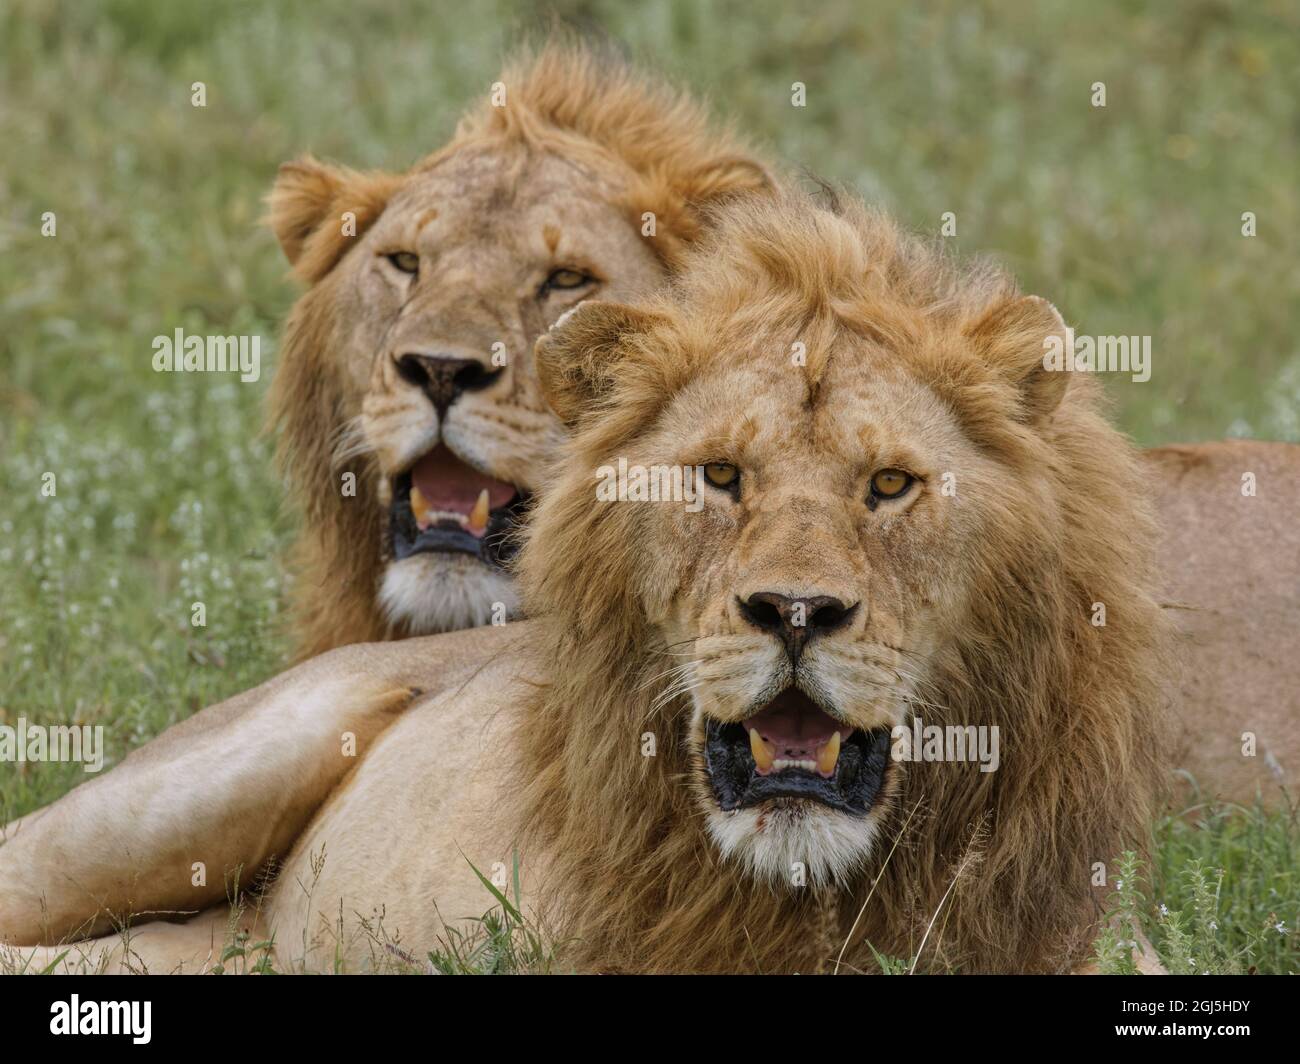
[1145,440,1300,803]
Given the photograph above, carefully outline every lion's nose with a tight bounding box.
[738,592,858,662]
[396,353,502,416]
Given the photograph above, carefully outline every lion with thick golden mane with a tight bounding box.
[3,191,1182,973]
[266,40,770,657]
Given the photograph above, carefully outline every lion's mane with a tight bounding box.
[513,193,1171,973]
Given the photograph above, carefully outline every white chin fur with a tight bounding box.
[379,553,520,634]
[705,800,880,890]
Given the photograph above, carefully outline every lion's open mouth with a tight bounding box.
[389,445,530,568]
[704,687,891,814]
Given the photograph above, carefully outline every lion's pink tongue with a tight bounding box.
[410,446,517,536]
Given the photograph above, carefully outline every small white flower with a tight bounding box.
[1159,903,1169,917]
[1275,922,1289,935]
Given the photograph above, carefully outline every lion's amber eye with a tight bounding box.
[870,469,913,500]
[387,252,420,275]
[544,268,591,291]
[703,462,740,491]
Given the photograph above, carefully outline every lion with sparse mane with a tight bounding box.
[2,189,1174,974]
[266,38,770,658]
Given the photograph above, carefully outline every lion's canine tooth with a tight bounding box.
[749,728,774,774]
[410,485,432,528]
[467,488,490,534]
[817,731,841,777]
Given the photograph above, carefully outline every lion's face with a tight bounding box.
[636,344,990,885]
[278,145,665,634]
[357,147,664,632]
[533,267,1073,889]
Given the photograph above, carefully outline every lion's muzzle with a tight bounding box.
[704,686,892,815]
[389,444,530,569]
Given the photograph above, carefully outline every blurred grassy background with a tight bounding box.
[0,0,1296,970]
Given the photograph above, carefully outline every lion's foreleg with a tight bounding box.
[0,904,268,975]
[0,655,421,946]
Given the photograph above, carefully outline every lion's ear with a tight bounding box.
[535,301,663,427]
[635,155,775,264]
[964,295,1072,421]
[266,156,403,283]
[681,155,774,206]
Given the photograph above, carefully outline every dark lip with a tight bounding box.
[388,470,531,569]
[703,706,892,815]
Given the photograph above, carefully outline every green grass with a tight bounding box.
[1148,793,1298,973]
[1094,818,1299,976]
[1,0,1297,972]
